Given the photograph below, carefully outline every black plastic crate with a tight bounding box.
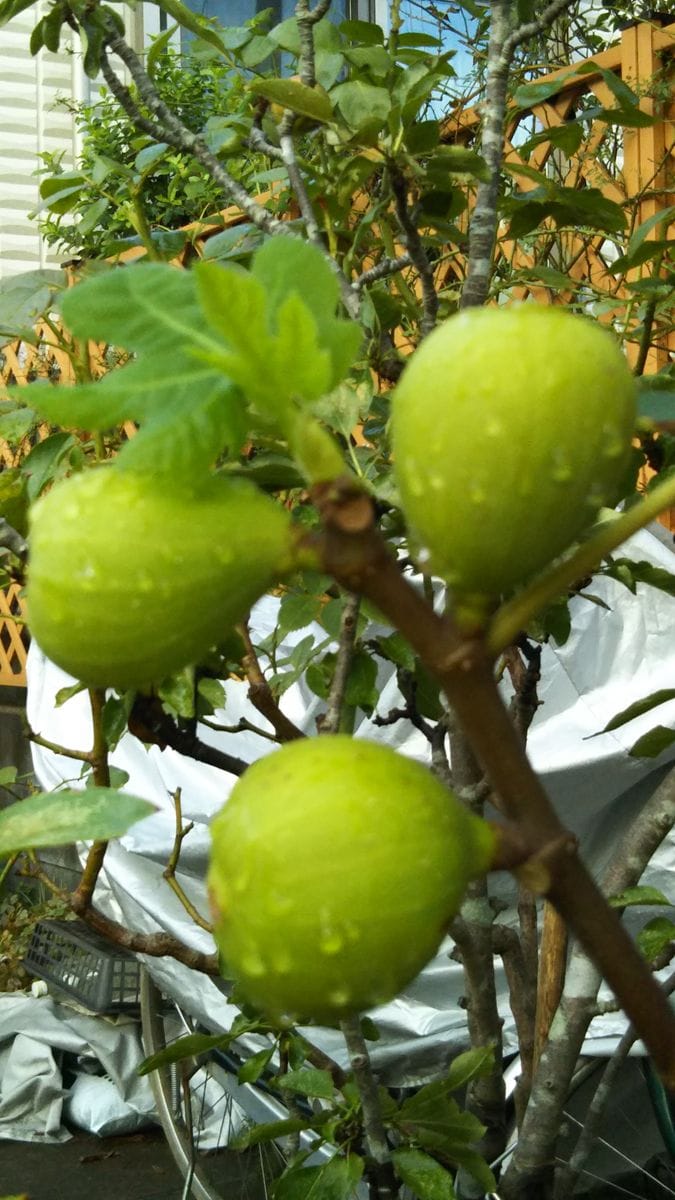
[24,919,141,1013]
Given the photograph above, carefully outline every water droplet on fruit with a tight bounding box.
[408,476,425,499]
[551,449,572,484]
[485,418,503,439]
[272,949,292,975]
[429,474,445,491]
[417,547,432,566]
[601,426,625,460]
[233,871,250,895]
[241,951,265,978]
[586,484,606,509]
[138,576,153,594]
[469,486,486,505]
[328,986,351,1008]
[319,930,344,956]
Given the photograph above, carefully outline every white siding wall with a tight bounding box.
[0,4,82,279]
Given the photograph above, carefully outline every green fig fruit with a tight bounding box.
[27,467,293,689]
[208,735,494,1025]
[391,306,636,611]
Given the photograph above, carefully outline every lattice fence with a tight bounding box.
[0,17,673,685]
[0,585,28,687]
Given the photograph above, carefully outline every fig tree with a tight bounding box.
[27,467,293,689]
[391,306,636,612]
[208,735,494,1025]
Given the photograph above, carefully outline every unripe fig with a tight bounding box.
[27,467,293,690]
[391,306,636,608]
[208,736,494,1025]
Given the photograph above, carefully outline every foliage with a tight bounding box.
[36,45,263,260]
[0,1,674,1198]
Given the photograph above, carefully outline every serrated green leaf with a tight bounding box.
[238,1047,274,1083]
[139,1030,235,1075]
[233,1115,320,1150]
[249,77,333,123]
[446,1046,495,1092]
[607,558,675,599]
[0,789,154,856]
[513,72,576,108]
[392,1148,456,1200]
[596,689,675,735]
[159,667,195,720]
[278,591,323,637]
[610,885,671,909]
[638,916,675,961]
[376,632,415,672]
[275,1067,334,1099]
[197,677,226,711]
[102,694,133,752]
[149,0,228,53]
[332,80,391,133]
[274,1154,363,1200]
[252,237,339,330]
[630,725,675,759]
[345,650,378,714]
[22,433,77,501]
[0,269,65,339]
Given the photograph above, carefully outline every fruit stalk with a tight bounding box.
[310,480,675,1086]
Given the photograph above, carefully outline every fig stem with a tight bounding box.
[488,470,675,656]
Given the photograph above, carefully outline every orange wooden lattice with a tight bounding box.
[0,584,27,688]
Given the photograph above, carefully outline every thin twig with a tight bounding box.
[352,254,413,291]
[100,32,286,238]
[71,689,111,914]
[238,622,305,742]
[320,591,360,734]
[389,166,438,337]
[164,789,213,932]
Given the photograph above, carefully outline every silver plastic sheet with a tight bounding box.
[24,527,675,1085]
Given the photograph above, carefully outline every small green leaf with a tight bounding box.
[610,886,671,909]
[197,677,226,711]
[278,592,323,637]
[332,80,391,133]
[345,650,378,715]
[629,725,675,759]
[0,789,155,856]
[238,1047,274,1083]
[638,916,675,961]
[233,1115,321,1150]
[446,1046,495,1092]
[392,1148,456,1200]
[0,767,18,787]
[596,689,675,735]
[249,77,333,123]
[274,1155,363,1200]
[139,1030,236,1075]
[513,71,576,107]
[275,1067,334,1099]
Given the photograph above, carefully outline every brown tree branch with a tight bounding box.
[308,479,675,1087]
[238,622,305,742]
